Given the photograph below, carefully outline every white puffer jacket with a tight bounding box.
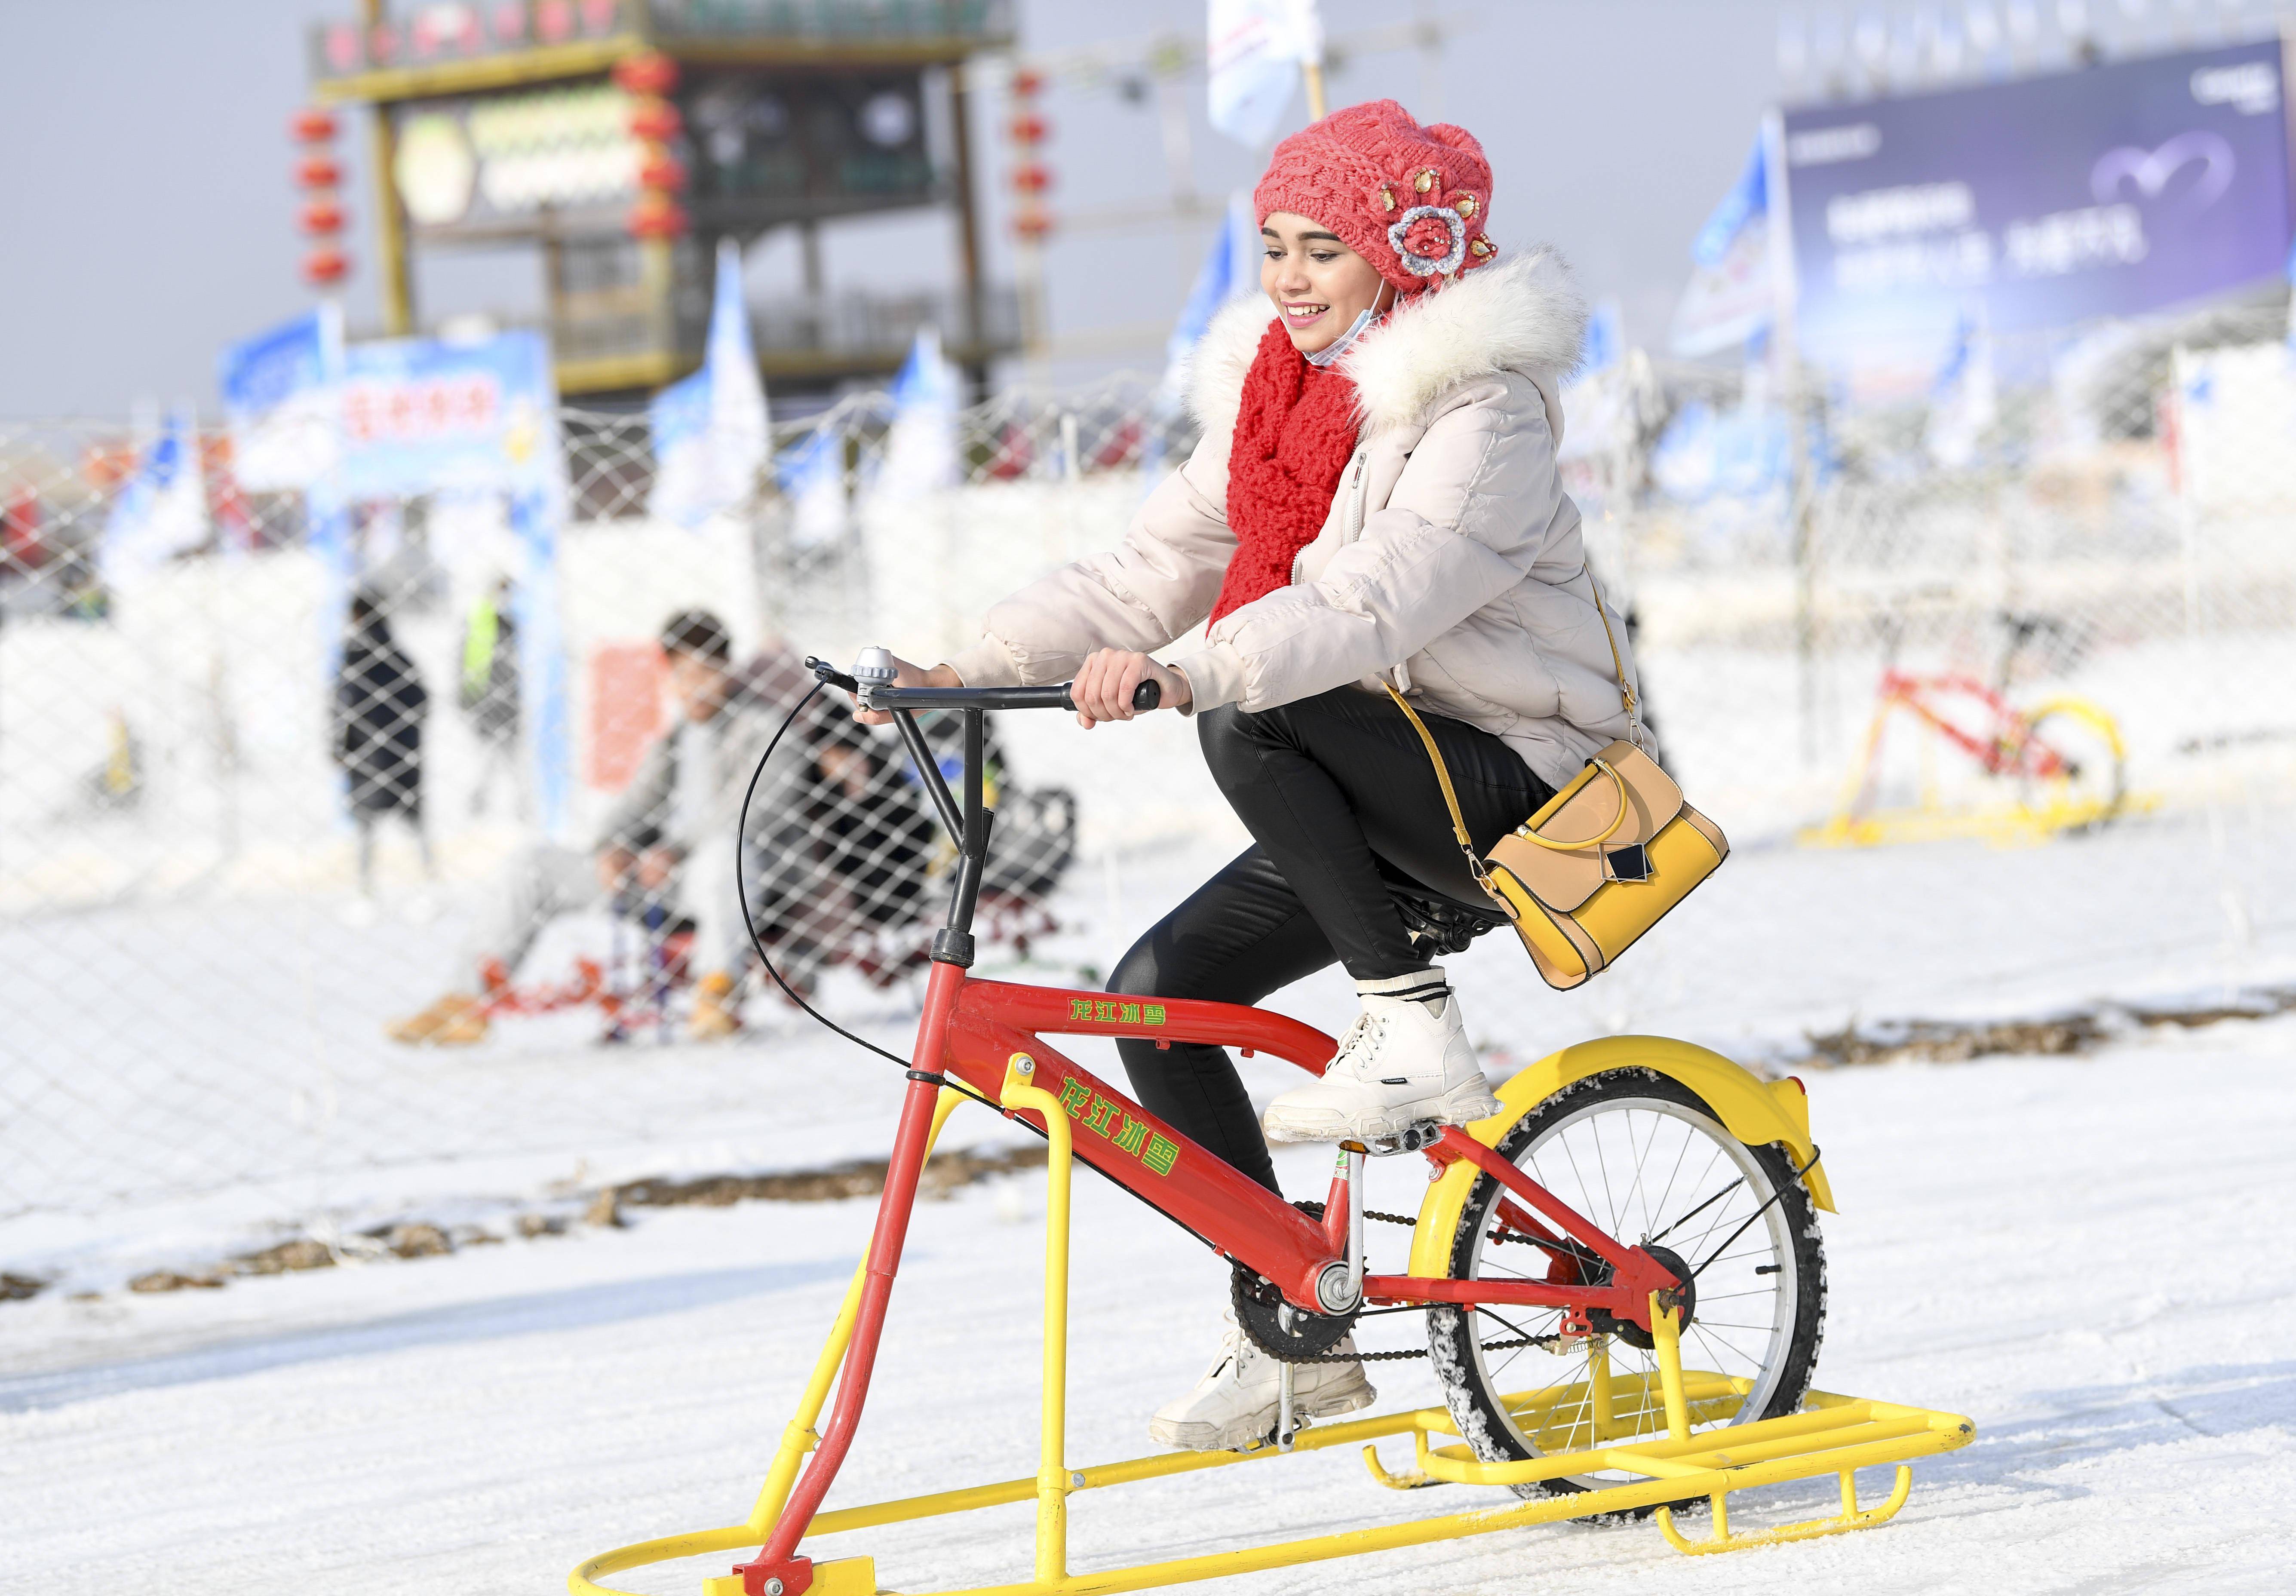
[945,249,1635,790]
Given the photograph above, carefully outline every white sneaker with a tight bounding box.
[1261,967,1500,1143]
[1147,1314,1376,1452]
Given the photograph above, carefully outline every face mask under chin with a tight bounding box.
[1303,306,1378,368]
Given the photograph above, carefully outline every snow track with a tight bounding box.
[6,1013,2294,1593]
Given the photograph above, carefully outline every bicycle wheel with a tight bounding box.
[2015,698,2127,832]
[1427,1067,1826,1506]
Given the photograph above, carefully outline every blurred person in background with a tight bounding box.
[855,101,1623,1453]
[389,610,774,1046]
[741,710,939,991]
[459,574,522,817]
[333,590,433,896]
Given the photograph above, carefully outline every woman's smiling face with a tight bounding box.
[1260,211,1390,355]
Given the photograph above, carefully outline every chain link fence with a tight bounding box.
[4,322,2292,1254]
[1567,306,2296,838]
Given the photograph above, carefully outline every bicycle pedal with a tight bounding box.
[1364,1120,1445,1156]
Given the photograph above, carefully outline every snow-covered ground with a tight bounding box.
[5,1009,2294,1593]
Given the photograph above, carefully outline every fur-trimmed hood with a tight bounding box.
[1184,247,1589,444]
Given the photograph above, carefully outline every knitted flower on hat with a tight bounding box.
[1252,98,1497,294]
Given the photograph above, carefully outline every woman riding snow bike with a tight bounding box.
[576,102,1971,1596]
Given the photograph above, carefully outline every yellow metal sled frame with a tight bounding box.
[1799,687,2152,850]
[573,1073,1974,1596]
[1798,790,2158,850]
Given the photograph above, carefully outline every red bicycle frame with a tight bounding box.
[1873,668,2069,782]
[730,665,1689,1596]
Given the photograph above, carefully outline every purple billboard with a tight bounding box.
[1780,40,2292,378]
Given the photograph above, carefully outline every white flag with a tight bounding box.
[874,327,963,501]
[777,425,848,552]
[102,405,209,586]
[649,239,769,527]
[1208,0,1322,147]
[1925,313,1997,470]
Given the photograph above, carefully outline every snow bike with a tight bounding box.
[474,888,697,1044]
[574,656,1973,1596]
[1804,612,2144,848]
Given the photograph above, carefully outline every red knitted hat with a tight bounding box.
[1252,99,1497,295]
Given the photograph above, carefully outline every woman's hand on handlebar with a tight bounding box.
[1071,648,1191,729]
[850,656,960,725]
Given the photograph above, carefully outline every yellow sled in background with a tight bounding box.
[1802,667,2147,848]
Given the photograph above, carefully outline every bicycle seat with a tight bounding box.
[1381,863,1505,958]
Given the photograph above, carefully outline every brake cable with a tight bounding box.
[734,680,1003,1114]
[1690,1145,1823,1280]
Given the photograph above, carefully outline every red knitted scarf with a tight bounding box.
[1209,323,1360,628]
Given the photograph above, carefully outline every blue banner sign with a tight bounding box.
[1781,41,2291,375]
[337,330,559,499]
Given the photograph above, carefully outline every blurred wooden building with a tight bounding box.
[309,1,1019,401]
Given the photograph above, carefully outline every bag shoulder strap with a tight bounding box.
[1582,566,1640,737]
[1381,682,1519,921]
[1377,563,1641,916]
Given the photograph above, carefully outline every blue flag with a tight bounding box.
[1692,133,1768,267]
[1164,193,1258,392]
[102,407,209,585]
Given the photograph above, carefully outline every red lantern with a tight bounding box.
[368,23,399,63]
[296,156,344,190]
[536,0,574,43]
[638,153,688,193]
[1008,113,1048,145]
[302,247,352,285]
[300,199,347,236]
[626,97,682,141]
[490,2,527,43]
[1011,67,1046,97]
[612,52,678,96]
[1012,210,1053,242]
[628,194,688,239]
[291,107,338,144]
[324,23,362,71]
[1010,163,1052,196]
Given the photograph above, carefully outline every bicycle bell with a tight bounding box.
[852,645,899,704]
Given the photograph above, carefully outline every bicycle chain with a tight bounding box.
[1290,1198,1419,1228]
[1284,1332,1564,1364]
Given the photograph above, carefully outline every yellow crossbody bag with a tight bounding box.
[1383,574,1728,991]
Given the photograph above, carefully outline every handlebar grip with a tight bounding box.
[1057,678,1163,714]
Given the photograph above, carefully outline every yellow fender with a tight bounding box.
[1406,1035,1835,1280]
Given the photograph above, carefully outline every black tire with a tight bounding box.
[1427,1067,1826,1510]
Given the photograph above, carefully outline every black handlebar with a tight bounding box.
[804,657,1159,715]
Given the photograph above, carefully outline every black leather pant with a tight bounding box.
[1108,688,1553,1191]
